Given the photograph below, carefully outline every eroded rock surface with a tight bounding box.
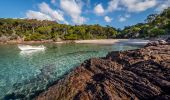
[36,44,170,100]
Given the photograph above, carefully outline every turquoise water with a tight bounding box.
[0,43,141,99]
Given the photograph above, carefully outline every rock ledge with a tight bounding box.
[36,43,170,100]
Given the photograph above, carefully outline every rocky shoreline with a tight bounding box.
[34,39,170,100]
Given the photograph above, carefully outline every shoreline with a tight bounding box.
[2,39,169,99]
[0,39,150,45]
[35,42,170,100]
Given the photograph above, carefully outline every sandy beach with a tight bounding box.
[0,39,150,45]
[73,39,150,45]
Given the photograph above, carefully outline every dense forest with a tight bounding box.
[0,19,118,41]
[119,7,170,38]
[0,7,170,41]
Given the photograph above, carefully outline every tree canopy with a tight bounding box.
[119,7,170,38]
[0,19,118,41]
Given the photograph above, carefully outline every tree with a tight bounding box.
[149,28,165,37]
[145,14,158,23]
[37,26,52,34]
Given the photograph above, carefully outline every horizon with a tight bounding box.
[0,0,169,29]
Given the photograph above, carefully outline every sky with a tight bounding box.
[0,0,170,28]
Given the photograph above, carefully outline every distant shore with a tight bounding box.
[73,39,150,45]
[0,39,150,45]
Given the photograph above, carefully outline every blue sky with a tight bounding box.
[0,0,169,28]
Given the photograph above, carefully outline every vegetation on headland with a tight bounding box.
[0,19,118,41]
[0,8,170,42]
[119,8,170,38]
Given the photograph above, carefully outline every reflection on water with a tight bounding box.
[19,49,45,56]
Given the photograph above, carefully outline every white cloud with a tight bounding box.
[94,0,158,15]
[120,0,157,12]
[106,0,119,12]
[94,0,120,16]
[39,2,68,23]
[60,0,81,17]
[26,2,68,24]
[26,10,53,21]
[94,4,105,15]
[104,16,112,22]
[111,0,169,13]
[118,14,131,22]
[60,0,86,24]
[156,0,170,12]
[73,16,87,25]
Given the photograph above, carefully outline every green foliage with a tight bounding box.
[64,33,79,40]
[0,7,170,40]
[149,28,165,37]
[24,33,47,41]
[0,18,118,40]
[119,7,170,38]
[37,26,52,34]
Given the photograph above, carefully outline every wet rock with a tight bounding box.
[145,41,159,47]
[158,40,167,45]
[145,38,170,47]
[166,37,170,43]
[35,44,170,100]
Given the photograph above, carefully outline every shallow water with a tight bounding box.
[0,43,142,99]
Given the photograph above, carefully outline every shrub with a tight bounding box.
[149,28,165,37]
[64,34,78,40]
[24,33,47,41]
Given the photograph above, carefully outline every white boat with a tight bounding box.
[18,45,46,51]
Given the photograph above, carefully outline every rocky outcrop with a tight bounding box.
[166,37,170,43]
[36,43,170,100]
[145,39,169,47]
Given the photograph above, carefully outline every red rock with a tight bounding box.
[35,44,170,100]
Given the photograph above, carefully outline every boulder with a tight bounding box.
[166,37,170,43]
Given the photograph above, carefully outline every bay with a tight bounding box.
[0,43,141,99]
